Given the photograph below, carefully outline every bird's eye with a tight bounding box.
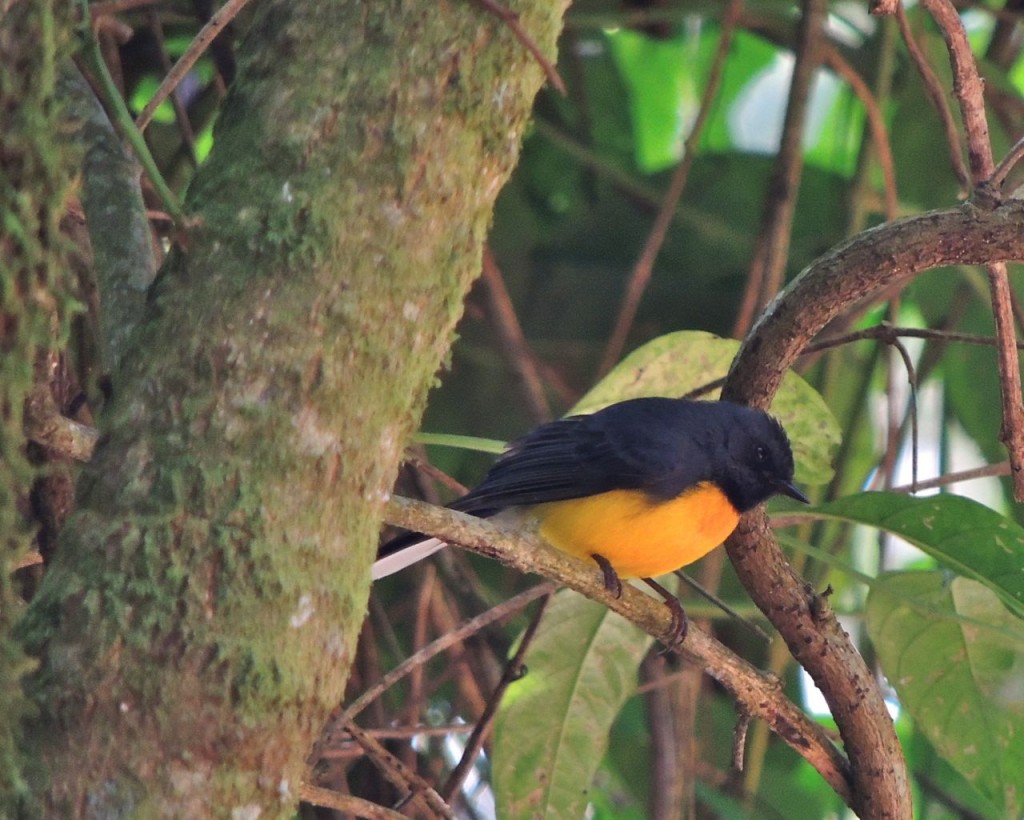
[754,445,768,463]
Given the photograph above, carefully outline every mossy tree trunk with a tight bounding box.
[8,0,565,814]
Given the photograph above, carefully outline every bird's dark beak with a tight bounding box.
[777,480,810,504]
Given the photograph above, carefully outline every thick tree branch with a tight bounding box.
[726,199,1024,398]
[21,1,567,813]
[722,197,1024,818]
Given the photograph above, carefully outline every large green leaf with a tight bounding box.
[607,29,694,172]
[792,492,1024,619]
[492,590,654,819]
[867,572,1024,817]
[572,330,840,485]
[699,30,780,154]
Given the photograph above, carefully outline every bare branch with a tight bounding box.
[481,247,553,423]
[919,0,994,180]
[822,46,898,220]
[383,496,854,805]
[984,260,1024,498]
[341,716,455,818]
[474,0,567,95]
[135,0,251,131]
[298,784,408,819]
[891,4,971,191]
[733,0,828,336]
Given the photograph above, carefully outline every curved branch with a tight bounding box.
[383,496,854,806]
[727,199,1024,396]
[721,197,1024,818]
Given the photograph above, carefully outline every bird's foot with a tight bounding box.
[591,553,623,598]
[642,576,689,650]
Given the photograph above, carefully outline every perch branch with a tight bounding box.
[383,497,854,805]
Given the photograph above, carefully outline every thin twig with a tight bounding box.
[440,590,552,801]
[342,716,455,818]
[344,582,554,722]
[597,0,745,376]
[822,46,899,219]
[732,708,752,772]
[920,0,994,180]
[473,0,566,95]
[681,377,726,400]
[878,304,903,491]
[990,134,1024,189]
[76,0,184,222]
[807,322,1024,352]
[365,724,476,741]
[892,3,972,191]
[427,583,492,719]
[146,8,198,165]
[532,118,749,252]
[673,571,770,642]
[298,783,408,819]
[406,565,436,730]
[888,460,1010,493]
[403,452,471,497]
[883,336,920,491]
[733,0,828,336]
[480,247,552,423]
[984,261,1024,499]
[136,0,251,131]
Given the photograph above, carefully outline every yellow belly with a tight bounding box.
[532,483,739,579]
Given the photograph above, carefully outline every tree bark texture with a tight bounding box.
[1,0,81,806]
[16,1,565,815]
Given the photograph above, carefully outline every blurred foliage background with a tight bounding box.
[89,0,1024,816]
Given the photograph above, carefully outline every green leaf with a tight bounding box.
[699,30,781,154]
[492,590,654,819]
[867,572,1024,816]
[606,30,693,172]
[572,330,841,485]
[793,492,1024,619]
[412,432,506,454]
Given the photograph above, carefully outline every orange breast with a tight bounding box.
[532,483,739,579]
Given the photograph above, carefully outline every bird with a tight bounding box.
[373,397,808,642]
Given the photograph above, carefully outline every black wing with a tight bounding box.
[451,398,718,516]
